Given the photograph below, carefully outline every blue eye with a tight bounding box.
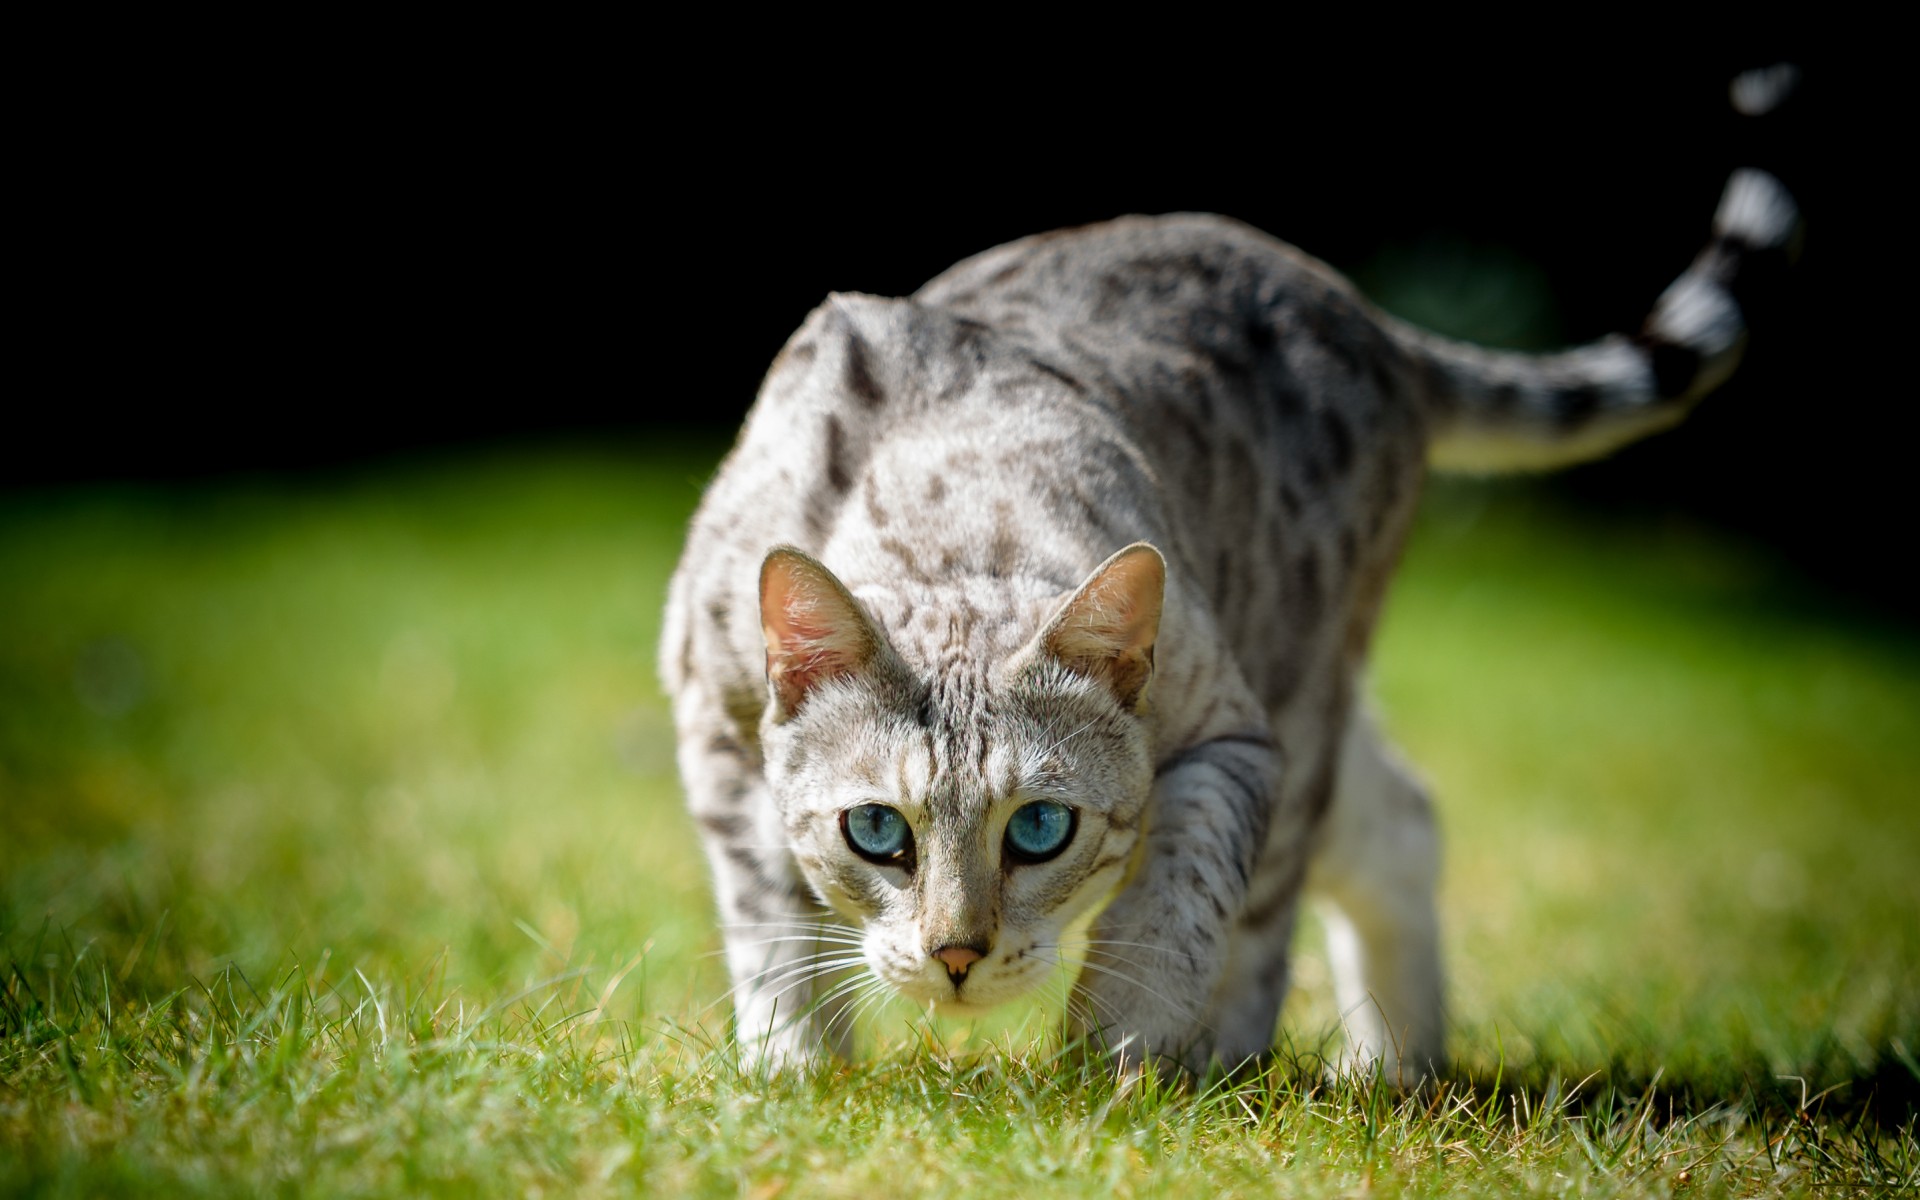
[842,804,911,863]
[1005,801,1075,862]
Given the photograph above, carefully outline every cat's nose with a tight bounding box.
[931,944,985,980]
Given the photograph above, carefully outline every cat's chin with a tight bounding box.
[885,972,1041,1014]
[885,983,1001,1016]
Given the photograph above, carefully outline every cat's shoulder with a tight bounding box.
[739,213,1348,415]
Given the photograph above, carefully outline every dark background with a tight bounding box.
[18,37,1904,613]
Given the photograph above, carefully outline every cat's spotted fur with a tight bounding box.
[661,165,1798,1079]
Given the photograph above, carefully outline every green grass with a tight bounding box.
[2,443,1916,1197]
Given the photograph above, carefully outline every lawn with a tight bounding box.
[2,442,1916,1197]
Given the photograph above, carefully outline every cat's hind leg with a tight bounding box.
[1306,708,1446,1084]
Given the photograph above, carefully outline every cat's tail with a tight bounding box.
[1414,137,1801,473]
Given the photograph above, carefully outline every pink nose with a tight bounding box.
[932,946,983,975]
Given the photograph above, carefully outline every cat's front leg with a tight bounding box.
[678,700,856,1072]
[715,881,861,1074]
[1069,733,1274,1077]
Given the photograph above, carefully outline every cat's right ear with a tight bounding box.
[1033,543,1166,711]
[759,547,888,721]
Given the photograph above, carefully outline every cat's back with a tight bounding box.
[921,212,1426,630]
[915,213,1423,515]
[914,212,1376,370]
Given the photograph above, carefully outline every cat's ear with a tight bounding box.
[1035,543,1165,710]
[759,546,889,721]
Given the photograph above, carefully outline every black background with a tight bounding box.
[16,34,1905,612]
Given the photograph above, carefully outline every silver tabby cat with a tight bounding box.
[661,161,1798,1079]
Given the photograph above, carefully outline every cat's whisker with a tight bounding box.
[1040,939,1174,982]
[731,942,866,972]
[810,967,882,1010]
[1051,942,1165,976]
[733,952,872,1002]
[1073,990,1124,1035]
[750,950,870,989]
[716,933,869,953]
[682,948,868,1030]
[776,970,879,1038]
[701,940,862,970]
[1068,958,1208,1027]
[816,970,896,1041]
[727,955,867,997]
[715,932,860,952]
[836,977,901,1046]
[1048,949,1077,1022]
[1055,937,1230,1016]
[1034,946,1128,1033]
[1053,972,1128,1037]
[822,974,890,1043]
[720,916,859,930]
[743,961,879,1040]
[1062,937,1197,961]
[719,922,863,941]
[683,940,864,1021]
[766,969,872,1029]
[761,956,872,1010]
[1056,942,1206,999]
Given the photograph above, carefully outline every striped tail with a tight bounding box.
[1415,166,1801,473]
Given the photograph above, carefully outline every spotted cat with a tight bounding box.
[660,148,1798,1078]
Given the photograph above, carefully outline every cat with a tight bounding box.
[659,142,1799,1081]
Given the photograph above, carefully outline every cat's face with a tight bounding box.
[764,662,1152,1011]
[756,544,1164,1013]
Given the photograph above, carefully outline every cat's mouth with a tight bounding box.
[905,983,1020,1016]
[885,974,998,1009]
[930,996,998,1017]
[882,956,1048,1013]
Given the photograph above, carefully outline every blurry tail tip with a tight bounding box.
[1715,168,1800,252]
[1729,63,1801,116]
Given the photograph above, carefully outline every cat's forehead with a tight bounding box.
[839,665,1123,810]
[883,713,1027,814]
[850,578,1059,669]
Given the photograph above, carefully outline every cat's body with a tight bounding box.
[662,170,1797,1078]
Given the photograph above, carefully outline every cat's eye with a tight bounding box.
[842,804,912,865]
[1005,801,1075,863]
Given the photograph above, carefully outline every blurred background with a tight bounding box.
[6,36,1915,1098]
[12,38,1902,613]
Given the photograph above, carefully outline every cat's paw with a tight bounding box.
[1058,1030,1188,1091]
[1067,960,1216,1079]
[1064,1012,1215,1082]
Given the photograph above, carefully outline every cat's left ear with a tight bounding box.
[759,546,892,722]
[1033,543,1165,711]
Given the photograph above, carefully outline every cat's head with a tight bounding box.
[755,543,1163,1013]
